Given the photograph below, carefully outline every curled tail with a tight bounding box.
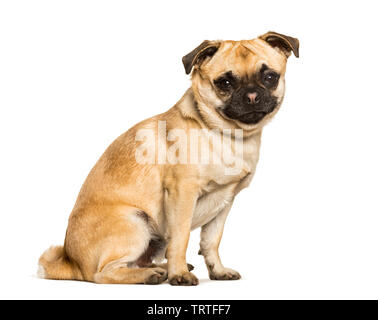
[38,246,83,281]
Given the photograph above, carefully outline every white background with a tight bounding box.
[1,0,377,300]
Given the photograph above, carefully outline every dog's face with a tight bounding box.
[183,32,299,130]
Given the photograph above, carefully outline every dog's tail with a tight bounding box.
[38,246,83,281]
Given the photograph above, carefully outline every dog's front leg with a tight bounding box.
[165,181,198,286]
[200,202,241,280]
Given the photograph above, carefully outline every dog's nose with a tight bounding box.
[246,92,259,104]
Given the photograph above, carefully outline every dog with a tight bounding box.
[39,31,299,286]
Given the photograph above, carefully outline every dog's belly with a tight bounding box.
[191,184,236,230]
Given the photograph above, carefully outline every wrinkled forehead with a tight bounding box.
[203,39,287,79]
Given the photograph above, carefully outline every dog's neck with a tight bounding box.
[177,87,263,139]
[176,88,210,129]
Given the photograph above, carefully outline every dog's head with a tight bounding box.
[182,32,299,131]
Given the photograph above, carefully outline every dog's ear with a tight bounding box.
[182,40,221,74]
[259,31,299,58]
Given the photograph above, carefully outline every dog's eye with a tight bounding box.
[214,75,234,91]
[262,71,279,88]
[220,79,231,87]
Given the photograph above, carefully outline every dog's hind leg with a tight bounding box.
[86,206,167,284]
[151,262,194,272]
[94,260,167,284]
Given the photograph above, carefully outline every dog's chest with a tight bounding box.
[191,133,261,229]
[191,182,235,230]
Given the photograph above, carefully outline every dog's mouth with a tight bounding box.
[218,107,272,125]
[237,109,269,117]
[216,92,278,125]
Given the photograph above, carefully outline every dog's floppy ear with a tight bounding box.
[259,31,299,58]
[182,40,221,74]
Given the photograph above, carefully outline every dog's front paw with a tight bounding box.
[209,267,241,281]
[169,272,199,286]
